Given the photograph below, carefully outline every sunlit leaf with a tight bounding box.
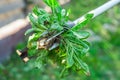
[32,6,46,16]
[25,28,42,35]
[72,31,90,39]
[28,13,37,26]
[66,47,74,68]
[71,13,94,31]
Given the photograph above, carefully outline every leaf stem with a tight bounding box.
[60,67,66,78]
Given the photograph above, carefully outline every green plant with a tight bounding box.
[21,0,93,76]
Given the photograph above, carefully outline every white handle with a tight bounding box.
[73,0,120,25]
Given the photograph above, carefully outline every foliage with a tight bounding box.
[24,0,93,76]
[0,0,120,80]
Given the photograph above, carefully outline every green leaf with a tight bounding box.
[28,49,37,56]
[28,13,41,28]
[51,23,63,31]
[79,40,89,54]
[28,33,41,43]
[43,0,62,17]
[34,56,43,69]
[71,21,87,31]
[66,56,74,68]
[25,28,43,35]
[74,54,89,73]
[34,50,48,68]
[66,50,74,68]
[43,0,60,9]
[32,6,46,16]
[85,13,94,20]
[25,28,34,35]
[43,0,51,7]
[61,9,66,17]
[27,41,37,49]
[38,14,50,25]
[82,63,90,76]
[28,13,37,26]
[71,13,94,31]
[72,31,90,39]
[62,30,90,72]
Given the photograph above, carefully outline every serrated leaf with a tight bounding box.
[82,63,90,76]
[74,54,89,73]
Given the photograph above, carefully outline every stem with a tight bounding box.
[60,67,66,78]
[73,0,120,25]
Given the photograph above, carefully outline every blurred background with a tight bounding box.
[0,0,120,80]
